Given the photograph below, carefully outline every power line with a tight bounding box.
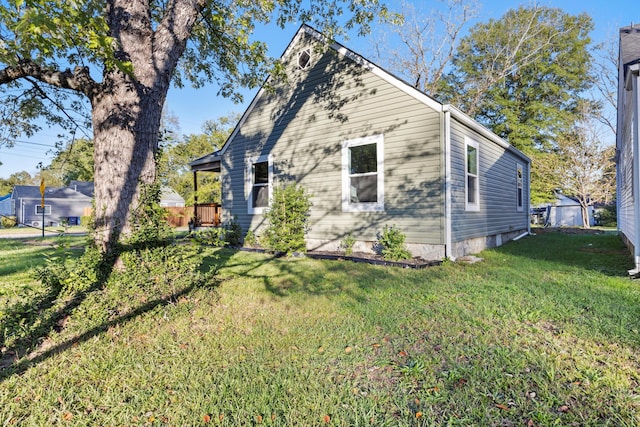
[0,151,52,160]
[4,138,59,148]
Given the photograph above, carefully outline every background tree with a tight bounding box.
[372,0,479,95]
[554,106,615,228]
[158,115,237,205]
[39,138,95,186]
[442,5,594,151]
[590,32,619,136]
[0,0,386,256]
[0,170,35,194]
[439,5,595,202]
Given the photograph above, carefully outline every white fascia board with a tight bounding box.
[333,48,443,112]
[625,63,640,91]
[302,27,444,113]
[617,62,627,151]
[444,104,531,164]
[283,25,444,113]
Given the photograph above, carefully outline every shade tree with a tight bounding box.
[0,0,387,256]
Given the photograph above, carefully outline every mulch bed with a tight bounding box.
[240,247,441,269]
[305,251,442,269]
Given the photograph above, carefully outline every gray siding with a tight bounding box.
[17,198,90,226]
[222,34,445,246]
[618,77,637,247]
[449,119,530,242]
[0,197,11,216]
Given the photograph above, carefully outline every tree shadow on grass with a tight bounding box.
[207,247,401,304]
[0,280,210,382]
[0,241,221,383]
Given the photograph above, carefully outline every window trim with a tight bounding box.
[516,162,524,212]
[465,137,480,212]
[341,134,384,213]
[246,154,273,215]
[297,48,312,69]
[35,205,51,215]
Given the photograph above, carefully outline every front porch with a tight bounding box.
[190,150,223,229]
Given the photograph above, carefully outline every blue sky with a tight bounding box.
[0,0,637,179]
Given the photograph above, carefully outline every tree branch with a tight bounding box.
[24,76,93,140]
[0,60,99,99]
[152,0,207,84]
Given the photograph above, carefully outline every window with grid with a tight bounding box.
[465,138,479,211]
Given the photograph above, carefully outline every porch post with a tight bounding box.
[193,171,198,227]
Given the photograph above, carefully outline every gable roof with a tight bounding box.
[191,24,530,170]
[160,187,185,204]
[12,185,92,201]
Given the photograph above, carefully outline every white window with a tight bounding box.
[35,205,51,215]
[516,163,524,212]
[342,135,384,212]
[246,154,272,214]
[465,138,480,212]
[297,48,311,69]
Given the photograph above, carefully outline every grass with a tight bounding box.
[1,232,639,425]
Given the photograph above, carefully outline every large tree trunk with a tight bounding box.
[91,70,166,255]
[89,0,201,256]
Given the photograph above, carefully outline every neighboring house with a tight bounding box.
[616,25,640,274]
[0,193,12,217]
[160,187,186,207]
[190,25,531,260]
[533,194,594,228]
[12,185,92,227]
[69,180,185,207]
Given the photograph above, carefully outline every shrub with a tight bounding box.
[224,216,242,246]
[378,225,412,261]
[244,229,258,248]
[595,204,617,227]
[263,183,312,255]
[340,233,356,256]
[192,218,242,247]
[34,243,217,342]
[1,215,17,228]
[192,227,226,247]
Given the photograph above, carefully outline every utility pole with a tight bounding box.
[40,178,45,237]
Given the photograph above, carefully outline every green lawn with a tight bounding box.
[1,232,639,426]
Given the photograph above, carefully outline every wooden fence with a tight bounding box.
[83,205,221,228]
[165,204,222,228]
[164,207,192,227]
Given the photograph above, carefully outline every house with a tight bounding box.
[159,187,186,207]
[12,185,92,227]
[190,25,531,260]
[532,194,594,228]
[616,25,640,274]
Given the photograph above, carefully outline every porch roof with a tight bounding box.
[190,151,221,172]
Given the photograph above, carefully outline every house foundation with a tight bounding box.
[306,232,529,262]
